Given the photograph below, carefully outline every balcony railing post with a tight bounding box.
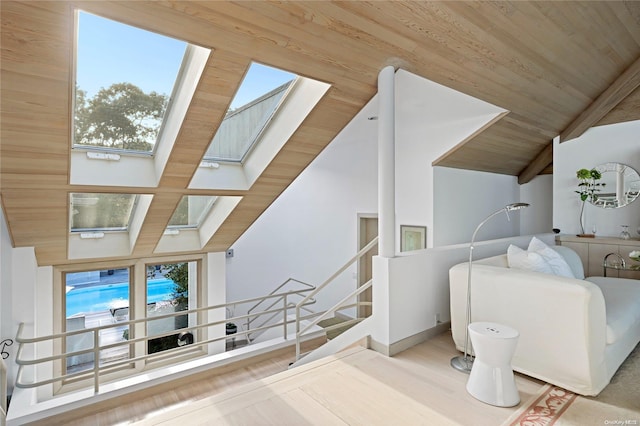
[295,310,302,360]
[93,329,100,394]
[283,294,288,340]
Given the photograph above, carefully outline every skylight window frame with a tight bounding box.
[166,196,217,230]
[203,70,299,165]
[71,9,190,158]
[69,193,140,234]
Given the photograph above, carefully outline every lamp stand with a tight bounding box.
[451,203,529,374]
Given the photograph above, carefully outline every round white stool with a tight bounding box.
[466,321,520,407]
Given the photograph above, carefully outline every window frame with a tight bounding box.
[53,254,206,394]
[71,9,189,157]
[203,63,298,165]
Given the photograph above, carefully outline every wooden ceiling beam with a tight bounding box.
[517,142,553,185]
[560,56,640,143]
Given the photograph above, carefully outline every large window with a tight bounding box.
[64,268,131,373]
[62,259,200,375]
[73,10,187,154]
[146,262,195,354]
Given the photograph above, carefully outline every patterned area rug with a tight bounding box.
[505,385,577,425]
[504,343,640,426]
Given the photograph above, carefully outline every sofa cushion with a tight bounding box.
[586,276,640,344]
[528,237,575,278]
[507,244,554,274]
[552,246,585,280]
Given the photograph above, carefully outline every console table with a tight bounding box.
[555,235,640,279]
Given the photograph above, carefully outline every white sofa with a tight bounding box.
[449,245,640,396]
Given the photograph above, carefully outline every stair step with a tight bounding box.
[317,317,357,340]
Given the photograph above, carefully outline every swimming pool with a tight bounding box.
[66,278,178,317]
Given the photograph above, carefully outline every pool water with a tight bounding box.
[66,278,178,317]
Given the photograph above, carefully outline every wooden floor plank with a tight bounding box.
[45,332,546,425]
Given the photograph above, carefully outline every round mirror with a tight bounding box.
[590,162,640,209]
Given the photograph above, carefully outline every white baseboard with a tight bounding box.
[370,321,451,357]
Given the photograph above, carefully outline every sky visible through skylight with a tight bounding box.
[77,11,295,109]
[77,11,186,98]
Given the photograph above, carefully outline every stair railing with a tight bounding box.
[295,236,378,361]
[246,278,316,341]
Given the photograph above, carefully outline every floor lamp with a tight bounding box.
[450,202,530,374]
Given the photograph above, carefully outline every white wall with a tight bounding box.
[372,233,556,348]
[225,99,379,316]
[433,167,521,246]
[395,70,506,250]
[553,120,640,237]
[1,208,15,392]
[520,175,554,235]
[226,69,526,321]
[433,169,553,247]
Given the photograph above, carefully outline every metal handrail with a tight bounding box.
[294,236,378,361]
[1,357,7,426]
[297,237,378,309]
[246,300,316,343]
[14,287,313,394]
[246,278,315,331]
[296,279,372,360]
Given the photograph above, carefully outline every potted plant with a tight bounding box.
[575,168,604,237]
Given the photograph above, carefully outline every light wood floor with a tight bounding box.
[40,332,545,425]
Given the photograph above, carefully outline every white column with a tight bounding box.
[378,66,396,258]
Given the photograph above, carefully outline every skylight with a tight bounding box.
[167,196,217,229]
[70,193,137,232]
[203,63,297,162]
[73,10,187,154]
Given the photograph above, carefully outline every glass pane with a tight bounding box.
[65,268,131,373]
[73,11,187,153]
[146,262,193,354]
[70,193,137,231]
[168,196,216,228]
[204,63,296,162]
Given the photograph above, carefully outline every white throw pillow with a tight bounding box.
[528,237,575,278]
[507,244,554,274]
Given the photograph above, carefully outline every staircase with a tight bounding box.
[292,236,378,366]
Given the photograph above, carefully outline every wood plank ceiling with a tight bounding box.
[1,1,639,266]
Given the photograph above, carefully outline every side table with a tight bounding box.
[466,322,520,407]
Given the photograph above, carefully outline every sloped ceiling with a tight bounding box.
[1,1,639,266]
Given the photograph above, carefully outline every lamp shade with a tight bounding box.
[505,202,529,211]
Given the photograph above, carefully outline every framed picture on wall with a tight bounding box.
[400,225,427,252]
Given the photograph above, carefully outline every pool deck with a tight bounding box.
[66,309,130,373]
[67,267,170,290]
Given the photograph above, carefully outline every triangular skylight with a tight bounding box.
[73,10,187,154]
[203,63,296,162]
